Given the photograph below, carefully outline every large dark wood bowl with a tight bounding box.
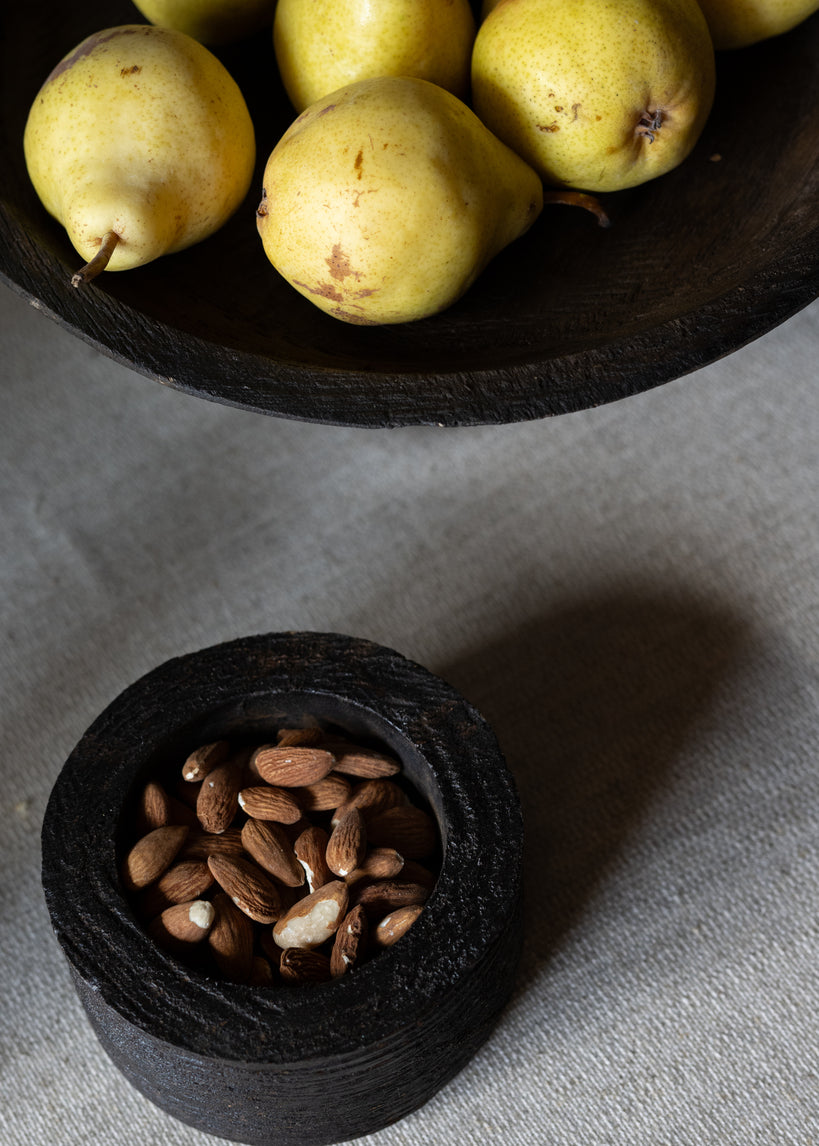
[2,3,818,427]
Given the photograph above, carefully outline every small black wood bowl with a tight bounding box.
[41,632,523,1146]
[2,6,818,426]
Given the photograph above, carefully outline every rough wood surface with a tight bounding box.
[41,632,523,1145]
[3,5,818,426]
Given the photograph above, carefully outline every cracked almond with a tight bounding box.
[182,739,232,783]
[272,880,349,949]
[374,903,424,947]
[293,824,333,893]
[330,904,368,977]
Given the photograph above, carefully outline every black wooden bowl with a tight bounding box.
[2,6,818,426]
[41,632,523,1146]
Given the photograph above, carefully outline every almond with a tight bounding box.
[138,859,214,918]
[399,860,437,890]
[330,904,368,978]
[248,955,276,986]
[272,880,349,950]
[366,805,437,859]
[331,747,401,779]
[241,818,305,888]
[207,892,255,982]
[207,854,284,925]
[252,745,335,787]
[182,740,232,783]
[344,847,404,884]
[279,947,332,983]
[179,826,245,862]
[374,903,424,947]
[135,780,171,835]
[293,825,333,892]
[353,880,429,917]
[237,785,303,824]
[276,727,324,748]
[121,824,189,893]
[296,773,352,813]
[148,898,215,954]
[325,807,367,878]
[331,778,408,825]
[196,761,241,834]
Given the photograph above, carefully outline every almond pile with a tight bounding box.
[121,727,439,985]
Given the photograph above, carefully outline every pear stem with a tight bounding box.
[71,230,120,288]
[542,190,611,229]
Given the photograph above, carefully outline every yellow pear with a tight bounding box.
[256,76,543,325]
[471,0,716,193]
[273,0,477,113]
[129,0,275,45]
[694,0,819,49]
[24,25,255,285]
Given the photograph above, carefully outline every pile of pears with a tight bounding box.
[24,0,819,325]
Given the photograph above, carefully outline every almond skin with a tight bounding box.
[135,781,171,835]
[207,854,284,924]
[196,761,241,834]
[148,898,215,954]
[326,807,367,878]
[237,785,303,824]
[138,859,214,918]
[179,826,245,862]
[374,903,424,947]
[296,774,352,813]
[344,847,405,885]
[331,747,401,779]
[182,739,232,783]
[293,825,333,892]
[207,892,255,982]
[353,879,429,917]
[280,947,332,983]
[121,825,189,893]
[251,745,336,787]
[241,817,305,887]
[331,778,408,825]
[330,903,368,977]
[272,880,349,950]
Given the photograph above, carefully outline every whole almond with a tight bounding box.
[331,747,401,779]
[374,903,424,947]
[182,740,232,783]
[148,899,215,953]
[121,825,189,893]
[241,818,305,888]
[248,955,276,987]
[252,745,335,787]
[180,826,245,862]
[237,785,303,824]
[196,761,241,834]
[296,773,352,813]
[280,947,332,984]
[325,807,367,878]
[138,859,214,918]
[366,805,437,859]
[331,778,408,825]
[135,781,171,835]
[330,904,368,978]
[344,847,404,884]
[276,727,324,748]
[207,892,255,983]
[207,854,284,924]
[293,825,333,892]
[353,880,429,917]
[272,880,349,950]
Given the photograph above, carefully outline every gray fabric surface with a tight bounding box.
[1,278,818,1145]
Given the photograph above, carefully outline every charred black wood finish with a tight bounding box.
[41,632,523,1145]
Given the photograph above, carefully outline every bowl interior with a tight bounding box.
[3,4,818,425]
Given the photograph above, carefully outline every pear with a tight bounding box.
[130,0,275,46]
[273,0,477,113]
[694,0,819,49]
[255,76,544,325]
[471,0,716,193]
[23,25,255,285]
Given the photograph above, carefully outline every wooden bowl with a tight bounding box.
[40,632,523,1146]
[2,4,818,427]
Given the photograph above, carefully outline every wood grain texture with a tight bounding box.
[2,4,818,426]
[41,632,523,1144]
